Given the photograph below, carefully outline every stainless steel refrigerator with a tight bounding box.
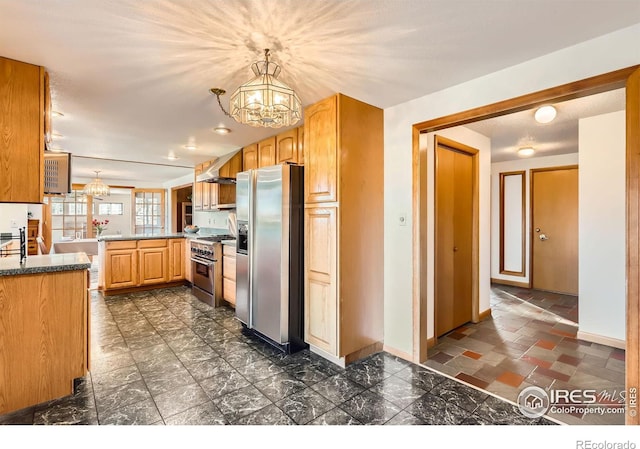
[235,164,305,353]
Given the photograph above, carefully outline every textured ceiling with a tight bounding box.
[0,0,639,181]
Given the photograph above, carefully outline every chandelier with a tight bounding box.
[83,170,110,197]
[210,49,302,128]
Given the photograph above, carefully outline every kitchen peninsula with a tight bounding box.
[97,234,187,295]
[0,253,92,414]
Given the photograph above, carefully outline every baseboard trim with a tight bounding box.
[479,308,492,321]
[577,331,625,350]
[309,345,346,369]
[382,345,413,363]
[345,341,383,364]
[102,281,185,296]
[491,277,530,289]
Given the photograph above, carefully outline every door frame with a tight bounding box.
[433,135,480,340]
[529,165,579,292]
[411,66,639,425]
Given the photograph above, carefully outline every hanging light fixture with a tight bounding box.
[83,170,110,197]
[210,49,302,128]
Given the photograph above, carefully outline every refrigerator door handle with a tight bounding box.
[248,170,255,329]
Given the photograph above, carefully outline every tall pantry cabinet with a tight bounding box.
[304,94,384,365]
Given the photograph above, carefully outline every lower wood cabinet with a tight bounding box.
[222,244,236,306]
[102,238,185,294]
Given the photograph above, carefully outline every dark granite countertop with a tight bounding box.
[0,252,92,276]
[97,233,186,242]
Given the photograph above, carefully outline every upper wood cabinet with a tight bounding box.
[200,161,212,210]
[258,136,276,167]
[0,56,46,203]
[275,128,298,165]
[243,143,258,171]
[193,164,204,211]
[297,126,304,165]
[304,95,337,204]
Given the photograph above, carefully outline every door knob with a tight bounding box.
[539,234,549,241]
[453,247,458,252]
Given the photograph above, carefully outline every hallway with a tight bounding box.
[425,285,625,425]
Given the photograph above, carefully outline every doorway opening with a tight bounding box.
[171,184,193,233]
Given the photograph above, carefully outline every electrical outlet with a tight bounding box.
[10,219,18,228]
[399,213,407,226]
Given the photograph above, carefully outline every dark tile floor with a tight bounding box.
[0,286,552,425]
[425,285,625,425]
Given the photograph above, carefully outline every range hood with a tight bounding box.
[196,149,242,184]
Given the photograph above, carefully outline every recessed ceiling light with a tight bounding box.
[213,127,231,135]
[52,132,63,139]
[534,105,557,124]
[184,144,197,151]
[518,146,535,157]
[166,152,180,161]
[52,111,64,117]
[48,147,66,153]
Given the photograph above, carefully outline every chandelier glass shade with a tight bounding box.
[226,49,301,128]
[83,171,110,197]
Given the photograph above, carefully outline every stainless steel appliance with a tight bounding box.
[190,235,234,306]
[235,164,305,353]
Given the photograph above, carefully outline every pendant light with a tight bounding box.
[83,170,110,197]
[210,49,302,128]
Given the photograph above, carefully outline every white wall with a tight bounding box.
[578,111,626,343]
[383,24,640,357]
[0,204,28,236]
[420,126,491,340]
[491,153,580,285]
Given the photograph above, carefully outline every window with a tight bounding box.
[96,202,124,215]
[132,189,165,235]
[50,190,91,238]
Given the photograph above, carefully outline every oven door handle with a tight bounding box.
[191,257,216,266]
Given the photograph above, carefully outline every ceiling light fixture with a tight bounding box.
[213,126,231,135]
[184,144,197,151]
[534,105,557,124]
[83,170,110,197]
[167,152,180,161]
[518,146,535,157]
[52,132,63,139]
[52,111,64,117]
[210,48,302,128]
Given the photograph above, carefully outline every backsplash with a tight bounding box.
[193,210,231,230]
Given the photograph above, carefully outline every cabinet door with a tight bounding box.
[304,206,338,355]
[304,95,337,204]
[105,249,138,289]
[297,126,304,165]
[258,136,276,167]
[0,57,44,203]
[243,144,258,171]
[139,247,169,285]
[201,161,211,210]
[169,238,185,281]
[193,165,203,211]
[275,129,298,164]
[209,183,218,209]
[184,239,192,282]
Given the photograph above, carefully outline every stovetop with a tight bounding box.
[193,234,235,243]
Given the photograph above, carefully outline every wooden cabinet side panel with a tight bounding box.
[304,207,338,354]
[258,136,276,167]
[304,96,337,203]
[184,238,192,282]
[193,165,203,210]
[337,94,385,356]
[0,57,44,203]
[0,271,86,414]
[275,129,298,164]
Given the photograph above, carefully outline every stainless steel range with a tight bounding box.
[190,235,234,306]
